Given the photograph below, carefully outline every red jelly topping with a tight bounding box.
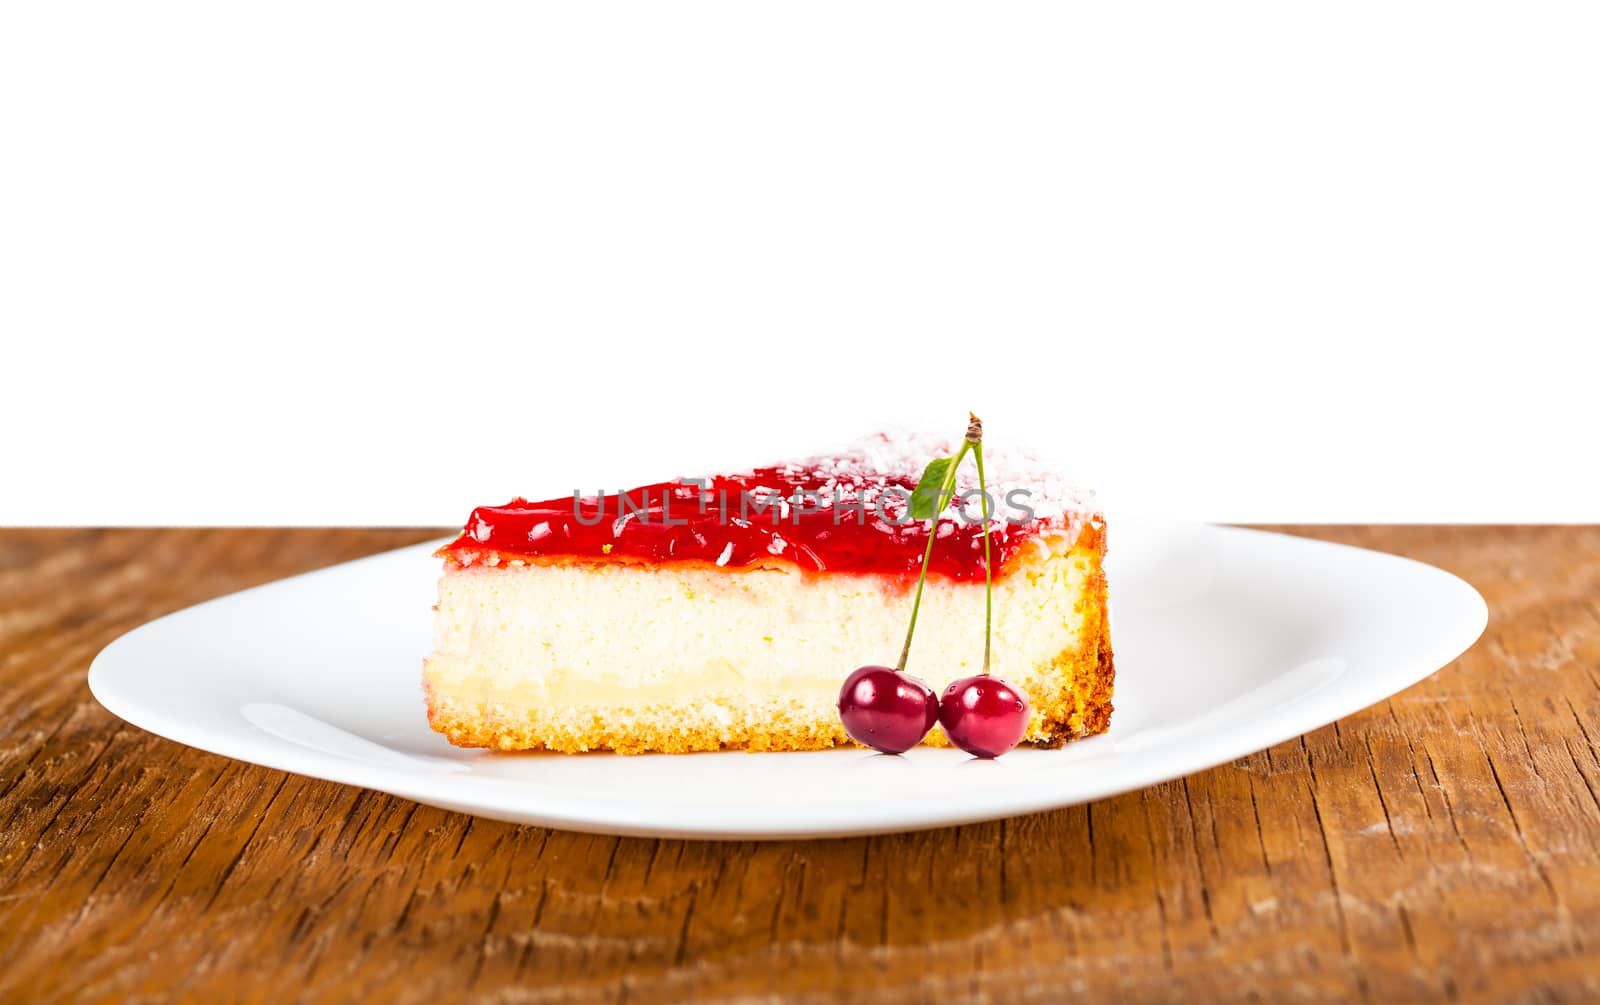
[438,465,1063,584]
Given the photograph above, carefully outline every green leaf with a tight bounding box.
[909,454,960,521]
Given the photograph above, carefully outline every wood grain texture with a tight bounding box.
[2,527,1598,1003]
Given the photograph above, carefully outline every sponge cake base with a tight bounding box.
[423,529,1112,754]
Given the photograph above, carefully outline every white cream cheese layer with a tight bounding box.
[424,535,1093,706]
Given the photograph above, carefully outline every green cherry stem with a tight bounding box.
[972,429,993,675]
[894,438,970,673]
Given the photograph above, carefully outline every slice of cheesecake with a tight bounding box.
[423,432,1112,754]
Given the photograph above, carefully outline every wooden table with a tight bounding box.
[2,527,1597,1003]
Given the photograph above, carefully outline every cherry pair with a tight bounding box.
[839,414,1028,758]
[838,665,1029,759]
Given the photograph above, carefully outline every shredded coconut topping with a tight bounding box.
[745,428,1098,535]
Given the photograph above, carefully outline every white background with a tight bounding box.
[2,2,1596,525]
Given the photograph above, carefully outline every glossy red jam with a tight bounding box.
[438,466,1054,584]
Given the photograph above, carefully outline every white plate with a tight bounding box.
[89,525,1486,840]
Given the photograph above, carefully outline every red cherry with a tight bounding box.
[939,675,1029,758]
[838,665,940,754]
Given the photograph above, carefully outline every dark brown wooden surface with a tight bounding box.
[2,527,1598,1003]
